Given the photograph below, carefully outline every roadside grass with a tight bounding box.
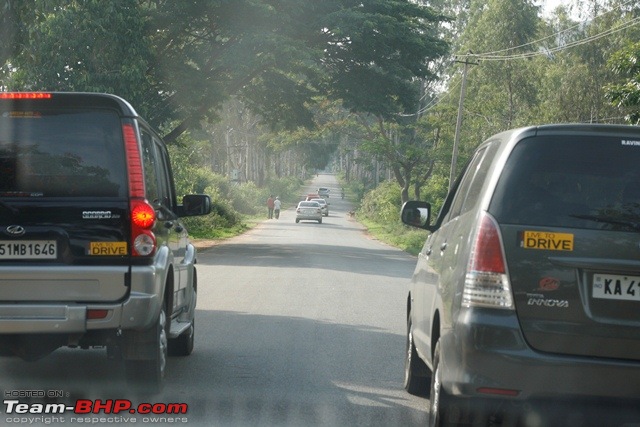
[357,216,428,256]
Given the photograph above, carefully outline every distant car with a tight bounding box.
[317,187,330,198]
[296,201,322,224]
[309,198,329,216]
[401,124,640,425]
[305,193,321,201]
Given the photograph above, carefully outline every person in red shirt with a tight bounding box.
[266,195,275,219]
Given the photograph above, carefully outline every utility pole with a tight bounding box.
[449,55,478,191]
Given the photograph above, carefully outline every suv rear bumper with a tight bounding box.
[441,308,640,400]
[0,264,164,334]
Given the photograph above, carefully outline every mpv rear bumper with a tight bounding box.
[0,265,163,334]
[441,308,640,400]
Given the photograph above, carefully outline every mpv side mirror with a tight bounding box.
[180,194,212,217]
[401,201,432,230]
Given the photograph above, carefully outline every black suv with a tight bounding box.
[0,92,211,390]
[401,124,640,425]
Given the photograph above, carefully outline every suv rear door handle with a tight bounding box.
[440,242,448,251]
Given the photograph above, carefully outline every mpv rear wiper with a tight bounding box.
[570,214,640,231]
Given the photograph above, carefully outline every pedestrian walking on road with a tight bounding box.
[267,195,275,219]
[273,196,282,219]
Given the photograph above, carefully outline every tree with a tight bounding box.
[319,1,450,203]
[606,41,640,124]
[6,0,163,121]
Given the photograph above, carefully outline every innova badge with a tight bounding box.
[6,225,26,236]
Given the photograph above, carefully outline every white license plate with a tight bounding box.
[0,240,57,260]
[593,273,640,302]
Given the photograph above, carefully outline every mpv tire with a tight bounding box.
[429,340,455,427]
[404,316,430,396]
[429,340,490,427]
[125,303,168,392]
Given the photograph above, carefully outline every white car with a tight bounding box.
[317,187,330,198]
[295,201,322,224]
[309,198,329,216]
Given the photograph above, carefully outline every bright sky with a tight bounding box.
[537,0,568,15]
[536,0,593,18]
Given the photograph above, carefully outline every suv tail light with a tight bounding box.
[463,212,514,309]
[123,123,156,256]
[0,92,52,99]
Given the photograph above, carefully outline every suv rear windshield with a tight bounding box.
[0,109,126,198]
[490,134,640,231]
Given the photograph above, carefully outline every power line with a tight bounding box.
[399,1,639,117]
[456,0,639,62]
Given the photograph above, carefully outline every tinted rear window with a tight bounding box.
[490,134,640,231]
[0,109,126,197]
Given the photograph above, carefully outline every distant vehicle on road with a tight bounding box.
[317,187,330,198]
[309,198,329,216]
[296,201,322,224]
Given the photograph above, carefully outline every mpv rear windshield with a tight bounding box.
[490,134,640,231]
[0,109,126,198]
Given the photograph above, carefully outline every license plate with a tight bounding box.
[593,273,640,302]
[0,240,57,260]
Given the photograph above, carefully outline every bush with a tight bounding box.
[359,181,402,224]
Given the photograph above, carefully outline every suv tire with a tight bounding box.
[169,317,195,357]
[125,302,168,391]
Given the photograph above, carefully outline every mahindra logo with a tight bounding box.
[6,225,26,236]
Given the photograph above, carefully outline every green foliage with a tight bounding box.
[421,174,449,218]
[6,0,163,123]
[606,41,640,124]
[321,0,449,118]
[359,180,403,224]
[167,142,251,238]
[265,176,305,204]
[357,181,429,255]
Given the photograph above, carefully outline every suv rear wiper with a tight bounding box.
[570,214,640,231]
[0,199,19,215]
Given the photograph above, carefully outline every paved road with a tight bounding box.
[0,173,429,426]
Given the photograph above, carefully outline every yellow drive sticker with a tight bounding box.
[522,231,574,251]
[89,242,128,256]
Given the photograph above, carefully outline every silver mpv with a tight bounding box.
[401,124,640,426]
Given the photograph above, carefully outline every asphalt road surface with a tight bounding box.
[0,173,429,427]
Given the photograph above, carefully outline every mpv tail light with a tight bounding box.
[463,212,514,309]
[123,123,156,257]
